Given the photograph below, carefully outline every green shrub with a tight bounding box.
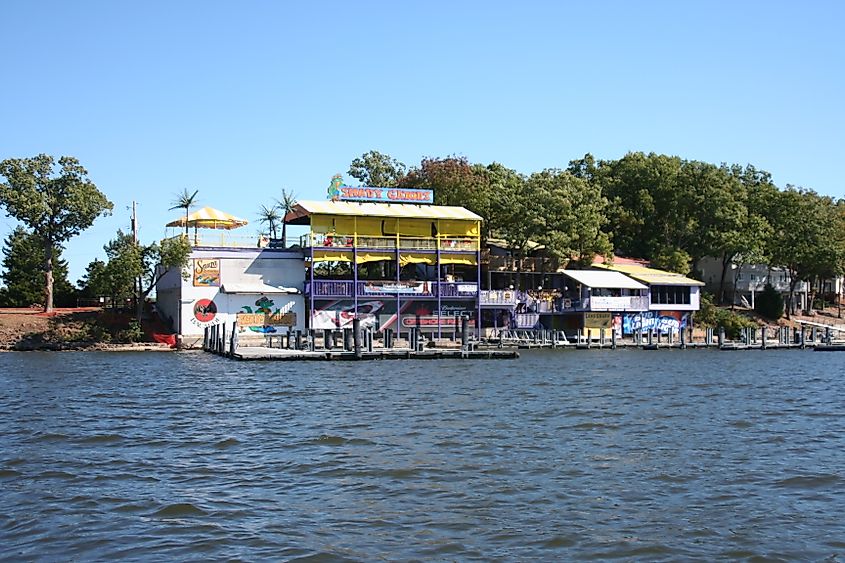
[754,283,784,321]
[695,292,756,338]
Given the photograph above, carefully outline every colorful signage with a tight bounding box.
[193,258,220,287]
[338,186,433,203]
[193,298,217,322]
[622,311,689,334]
[327,174,433,203]
[363,281,431,295]
[237,312,296,328]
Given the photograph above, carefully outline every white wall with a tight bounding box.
[156,248,307,336]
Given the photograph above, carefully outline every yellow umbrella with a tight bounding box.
[166,206,249,230]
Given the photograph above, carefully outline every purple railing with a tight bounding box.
[308,279,478,298]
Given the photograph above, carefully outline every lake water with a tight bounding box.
[1,349,844,561]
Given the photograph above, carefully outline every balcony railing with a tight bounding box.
[481,292,650,312]
[166,233,297,249]
[308,279,478,298]
[302,234,478,252]
[486,256,559,272]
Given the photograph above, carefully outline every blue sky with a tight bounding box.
[1,1,843,282]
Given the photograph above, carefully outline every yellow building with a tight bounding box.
[284,200,482,337]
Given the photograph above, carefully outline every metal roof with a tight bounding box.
[560,269,648,290]
[284,200,482,224]
[594,263,705,286]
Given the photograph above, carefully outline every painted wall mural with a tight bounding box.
[238,295,297,333]
[311,299,476,332]
[621,310,689,334]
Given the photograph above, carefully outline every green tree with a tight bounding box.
[765,188,844,317]
[525,169,612,267]
[399,156,495,238]
[100,230,192,321]
[77,258,108,301]
[754,283,784,320]
[0,227,76,307]
[169,188,199,237]
[348,151,407,186]
[0,155,113,311]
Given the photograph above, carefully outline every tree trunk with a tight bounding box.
[718,253,732,305]
[43,240,54,312]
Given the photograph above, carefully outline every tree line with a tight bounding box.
[348,150,845,311]
[2,151,844,315]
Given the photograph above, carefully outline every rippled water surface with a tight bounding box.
[2,349,845,561]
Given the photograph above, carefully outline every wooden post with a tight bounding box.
[587,329,592,349]
[611,327,617,349]
[461,316,469,350]
[718,327,724,348]
[324,329,332,350]
[761,326,767,350]
[353,317,362,358]
[230,321,238,357]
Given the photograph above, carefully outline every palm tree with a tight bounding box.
[257,204,281,239]
[169,188,199,237]
[275,189,298,247]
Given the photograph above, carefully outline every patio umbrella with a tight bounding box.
[166,206,249,230]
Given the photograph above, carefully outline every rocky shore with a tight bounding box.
[0,308,174,352]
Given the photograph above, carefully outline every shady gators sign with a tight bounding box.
[237,295,297,334]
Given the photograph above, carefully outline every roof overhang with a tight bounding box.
[221,283,299,294]
[594,263,705,286]
[561,269,648,290]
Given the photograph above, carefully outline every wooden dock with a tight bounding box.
[230,347,519,361]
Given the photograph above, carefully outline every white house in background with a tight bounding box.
[698,258,809,310]
[156,245,306,347]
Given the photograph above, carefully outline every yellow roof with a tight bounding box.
[594,263,705,286]
[284,200,482,224]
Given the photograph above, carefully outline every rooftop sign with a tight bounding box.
[327,174,433,204]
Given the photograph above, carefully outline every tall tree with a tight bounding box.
[525,169,612,267]
[0,227,76,307]
[765,188,844,316]
[0,155,113,311]
[169,188,199,237]
[398,156,495,238]
[275,189,298,246]
[348,151,407,186]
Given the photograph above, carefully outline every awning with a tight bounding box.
[593,263,705,286]
[561,269,648,290]
[221,282,299,294]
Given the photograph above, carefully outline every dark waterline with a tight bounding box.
[1,349,844,561]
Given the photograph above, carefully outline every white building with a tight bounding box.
[698,258,809,310]
[156,245,306,347]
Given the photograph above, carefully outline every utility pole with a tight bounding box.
[131,201,142,320]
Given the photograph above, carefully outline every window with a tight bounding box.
[650,285,691,305]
